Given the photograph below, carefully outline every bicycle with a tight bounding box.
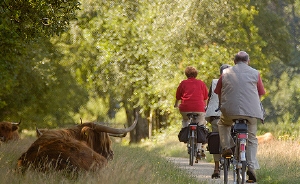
[186,113,207,166]
[220,119,250,184]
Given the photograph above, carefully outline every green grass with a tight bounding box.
[0,134,201,184]
[1,123,300,184]
[141,124,300,184]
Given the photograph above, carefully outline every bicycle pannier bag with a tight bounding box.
[178,127,189,143]
[207,132,220,154]
[197,125,209,143]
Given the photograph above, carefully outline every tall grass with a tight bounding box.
[141,124,300,184]
[1,124,300,184]
[257,140,300,183]
[0,134,201,184]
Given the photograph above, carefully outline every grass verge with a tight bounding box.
[0,135,201,184]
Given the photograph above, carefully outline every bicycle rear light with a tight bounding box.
[240,139,246,161]
[240,143,245,151]
[238,133,247,139]
[190,125,197,130]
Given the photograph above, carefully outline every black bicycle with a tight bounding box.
[186,113,199,166]
[220,119,249,184]
[186,113,210,166]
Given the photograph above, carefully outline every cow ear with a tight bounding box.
[12,125,18,131]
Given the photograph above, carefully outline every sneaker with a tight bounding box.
[201,150,206,159]
[246,170,257,183]
[196,151,201,160]
[221,149,233,158]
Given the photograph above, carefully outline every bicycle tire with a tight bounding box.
[241,161,247,183]
[189,134,195,166]
[223,158,230,184]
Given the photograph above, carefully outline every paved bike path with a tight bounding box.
[167,157,233,184]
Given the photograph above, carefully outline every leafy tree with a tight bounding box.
[55,0,270,142]
[0,0,85,128]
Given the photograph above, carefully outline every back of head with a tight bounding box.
[234,51,249,63]
[220,64,231,75]
[185,66,198,78]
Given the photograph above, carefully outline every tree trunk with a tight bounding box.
[126,107,149,143]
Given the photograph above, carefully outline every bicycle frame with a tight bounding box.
[221,119,248,184]
[233,119,248,184]
[186,113,199,166]
[188,123,198,166]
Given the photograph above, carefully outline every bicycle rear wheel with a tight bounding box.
[189,135,195,166]
[223,158,230,184]
[237,161,247,184]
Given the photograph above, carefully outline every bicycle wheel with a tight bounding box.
[189,133,195,166]
[241,161,247,183]
[223,158,230,184]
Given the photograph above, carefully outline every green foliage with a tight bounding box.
[0,0,86,128]
[1,0,300,135]
[0,0,80,38]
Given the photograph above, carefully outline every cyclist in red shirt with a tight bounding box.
[174,66,209,158]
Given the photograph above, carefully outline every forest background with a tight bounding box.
[1,0,300,142]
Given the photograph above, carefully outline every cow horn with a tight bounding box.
[36,127,43,137]
[93,112,138,134]
[11,121,21,125]
[108,133,127,137]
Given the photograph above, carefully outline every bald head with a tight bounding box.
[234,51,249,63]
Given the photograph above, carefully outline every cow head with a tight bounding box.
[0,121,21,142]
[74,114,138,160]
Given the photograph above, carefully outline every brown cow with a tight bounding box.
[0,121,21,142]
[17,114,138,173]
[257,132,275,144]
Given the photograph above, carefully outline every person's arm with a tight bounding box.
[257,73,266,99]
[206,85,212,106]
[175,82,182,108]
[214,76,222,107]
[217,94,221,108]
[174,99,180,108]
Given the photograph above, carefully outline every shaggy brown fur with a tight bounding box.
[18,123,114,172]
[17,116,139,173]
[17,131,108,172]
[0,122,20,142]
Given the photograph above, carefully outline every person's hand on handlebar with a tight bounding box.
[174,100,179,108]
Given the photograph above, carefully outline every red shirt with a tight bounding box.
[176,78,208,112]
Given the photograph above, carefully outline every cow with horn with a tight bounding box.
[17,113,138,173]
[0,121,21,143]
